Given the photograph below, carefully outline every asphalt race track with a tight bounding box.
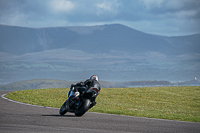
[1,91,200,133]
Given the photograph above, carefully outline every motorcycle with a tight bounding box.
[59,86,100,116]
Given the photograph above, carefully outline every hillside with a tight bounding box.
[1,24,200,55]
[0,24,200,83]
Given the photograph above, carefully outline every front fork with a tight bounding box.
[67,87,75,99]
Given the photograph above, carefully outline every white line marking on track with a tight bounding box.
[1,93,59,110]
[1,93,198,124]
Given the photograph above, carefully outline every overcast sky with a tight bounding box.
[0,0,200,36]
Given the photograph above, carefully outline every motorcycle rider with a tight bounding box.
[70,75,101,107]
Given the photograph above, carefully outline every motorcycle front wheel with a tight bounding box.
[59,101,68,115]
[75,99,90,117]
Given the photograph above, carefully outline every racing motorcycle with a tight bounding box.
[59,86,100,116]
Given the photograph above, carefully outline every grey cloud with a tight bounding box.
[0,0,199,36]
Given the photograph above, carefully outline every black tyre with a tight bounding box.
[59,101,68,115]
[75,99,90,116]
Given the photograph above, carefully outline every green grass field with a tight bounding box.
[6,86,200,122]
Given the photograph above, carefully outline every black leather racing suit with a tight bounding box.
[73,79,101,92]
[71,79,101,106]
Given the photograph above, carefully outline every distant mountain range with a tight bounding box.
[0,24,200,84]
[1,24,200,55]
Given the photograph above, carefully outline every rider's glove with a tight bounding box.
[80,82,84,86]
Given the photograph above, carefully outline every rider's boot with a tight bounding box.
[89,101,96,109]
[92,101,96,106]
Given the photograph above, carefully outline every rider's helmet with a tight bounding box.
[90,75,98,81]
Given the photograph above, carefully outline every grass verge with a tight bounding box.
[6,86,200,122]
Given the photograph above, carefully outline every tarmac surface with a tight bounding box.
[1,90,200,133]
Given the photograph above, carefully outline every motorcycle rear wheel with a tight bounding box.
[75,99,90,116]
